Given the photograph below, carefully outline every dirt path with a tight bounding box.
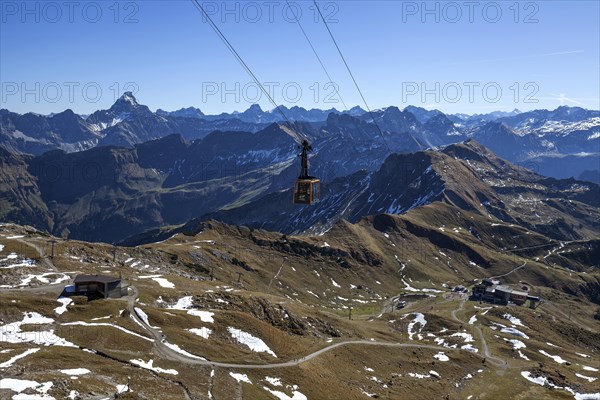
[0,237,68,294]
[125,285,504,370]
[450,294,467,323]
[14,237,58,272]
[450,294,507,370]
[490,261,527,279]
[0,281,70,294]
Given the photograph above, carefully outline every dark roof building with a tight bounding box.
[472,279,539,307]
[73,275,123,299]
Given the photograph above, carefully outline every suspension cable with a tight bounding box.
[312,0,391,151]
[284,0,348,111]
[190,0,294,127]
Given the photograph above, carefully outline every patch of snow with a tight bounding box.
[188,310,214,323]
[582,365,598,372]
[503,338,526,350]
[539,350,567,364]
[91,315,112,321]
[130,359,178,375]
[503,313,527,327]
[228,327,277,357]
[168,296,193,310]
[263,386,308,400]
[408,372,432,379]
[0,257,35,269]
[521,371,600,399]
[188,327,212,339]
[575,373,597,383]
[134,307,152,327]
[521,371,548,386]
[468,314,477,325]
[163,341,206,360]
[60,368,91,376]
[450,332,474,343]
[265,377,283,386]
[433,352,449,361]
[63,321,152,342]
[54,298,72,315]
[152,277,175,288]
[18,272,70,286]
[461,344,479,353]
[0,348,40,368]
[361,389,377,398]
[500,327,529,339]
[402,279,419,292]
[1,312,76,347]
[331,278,340,288]
[401,278,443,293]
[0,378,53,398]
[229,372,251,384]
[406,313,427,340]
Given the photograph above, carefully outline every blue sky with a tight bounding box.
[1,0,599,115]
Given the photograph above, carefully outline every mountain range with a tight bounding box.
[127,140,599,244]
[2,93,598,183]
[1,93,599,243]
[1,95,599,400]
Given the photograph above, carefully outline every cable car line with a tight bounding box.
[284,0,348,111]
[190,0,294,128]
[189,0,321,205]
[312,0,391,151]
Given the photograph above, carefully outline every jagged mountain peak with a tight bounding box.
[117,91,138,106]
[156,106,205,119]
[109,91,146,113]
[49,109,84,123]
[245,104,264,113]
[346,105,367,116]
[191,140,600,241]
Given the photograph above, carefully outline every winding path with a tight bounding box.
[490,261,527,279]
[126,286,496,370]
[450,294,507,369]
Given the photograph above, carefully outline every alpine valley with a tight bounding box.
[1,93,599,400]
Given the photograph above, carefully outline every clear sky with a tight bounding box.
[1,0,599,115]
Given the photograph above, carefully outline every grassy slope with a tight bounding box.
[0,212,598,399]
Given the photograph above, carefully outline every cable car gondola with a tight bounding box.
[293,140,320,205]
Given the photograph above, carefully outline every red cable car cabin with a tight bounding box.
[293,140,320,205]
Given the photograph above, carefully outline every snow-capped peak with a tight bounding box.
[119,92,138,106]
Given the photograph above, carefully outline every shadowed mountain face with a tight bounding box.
[135,140,598,247]
[1,93,599,245]
[2,99,599,246]
[1,127,598,244]
[2,94,598,183]
[11,125,301,242]
[0,114,417,242]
